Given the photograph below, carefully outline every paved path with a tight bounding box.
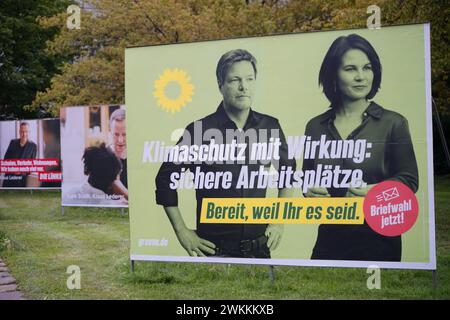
[0,259,25,300]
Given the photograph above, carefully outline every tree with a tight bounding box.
[31,0,448,119]
[0,0,72,119]
[31,0,285,112]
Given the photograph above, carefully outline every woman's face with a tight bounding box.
[337,49,374,102]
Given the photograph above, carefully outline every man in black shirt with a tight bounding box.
[2,122,37,187]
[155,49,295,258]
[108,108,128,200]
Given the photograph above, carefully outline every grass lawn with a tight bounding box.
[0,177,449,300]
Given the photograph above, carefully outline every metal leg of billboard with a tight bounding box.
[61,206,65,216]
[433,98,450,170]
[268,266,275,283]
[130,260,135,273]
[432,98,447,290]
[433,270,438,289]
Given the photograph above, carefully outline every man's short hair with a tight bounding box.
[318,34,382,108]
[216,49,257,87]
[19,122,29,128]
[109,108,125,129]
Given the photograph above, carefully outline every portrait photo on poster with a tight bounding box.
[60,105,128,207]
[125,23,435,270]
[0,119,62,189]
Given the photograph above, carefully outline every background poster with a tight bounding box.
[0,118,61,189]
[61,105,128,207]
[125,24,435,269]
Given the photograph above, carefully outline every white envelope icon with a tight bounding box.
[382,187,399,201]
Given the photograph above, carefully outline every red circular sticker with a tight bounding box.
[363,181,418,237]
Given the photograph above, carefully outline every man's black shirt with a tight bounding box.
[155,103,296,242]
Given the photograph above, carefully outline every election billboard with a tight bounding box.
[60,105,128,207]
[0,118,61,189]
[125,24,435,269]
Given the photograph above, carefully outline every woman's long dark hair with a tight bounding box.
[319,34,382,109]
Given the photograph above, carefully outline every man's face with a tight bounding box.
[219,60,256,112]
[111,120,126,158]
[19,125,29,143]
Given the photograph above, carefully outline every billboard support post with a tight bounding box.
[431,97,445,290]
[432,98,450,170]
[432,270,438,289]
[268,266,275,283]
[61,206,65,216]
[131,260,135,273]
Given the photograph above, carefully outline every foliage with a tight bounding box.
[0,0,72,119]
[29,0,449,118]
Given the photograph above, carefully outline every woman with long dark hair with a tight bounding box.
[303,34,419,261]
